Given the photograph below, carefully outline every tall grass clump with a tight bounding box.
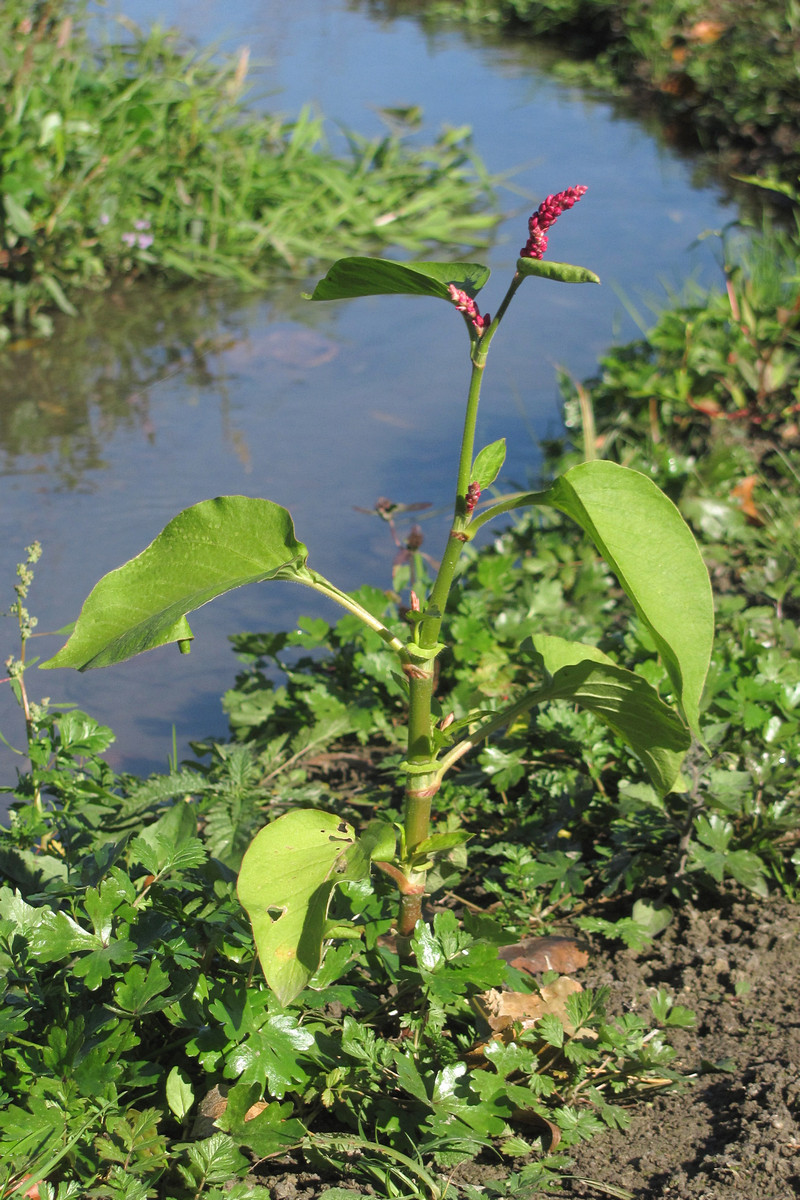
[0,0,497,343]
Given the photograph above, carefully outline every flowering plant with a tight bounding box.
[43,189,713,1002]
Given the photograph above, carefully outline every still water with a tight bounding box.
[0,1,735,786]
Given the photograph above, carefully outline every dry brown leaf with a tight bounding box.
[500,935,589,976]
[191,1083,229,1139]
[510,1109,562,1150]
[687,19,727,42]
[466,977,596,1069]
[192,1084,269,1134]
[731,475,765,525]
[474,976,585,1033]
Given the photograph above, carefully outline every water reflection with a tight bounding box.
[0,278,342,489]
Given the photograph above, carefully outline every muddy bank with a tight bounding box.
[564,894,800,1199]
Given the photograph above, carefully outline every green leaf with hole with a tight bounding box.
[237,809,375,1005]
[40,496,308,670]
[525,634,690,795]
[516,257,600,284]
[307,256,490,301]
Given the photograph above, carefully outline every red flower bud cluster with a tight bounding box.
[465,481,481,514]
[448,285,490,334]
[520,185,587,260]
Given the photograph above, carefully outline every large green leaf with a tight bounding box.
[307,256,490,302]
[526,634,690,795]
[476,461,714,739]
[237,810,378,1006]
[40,496,308,671]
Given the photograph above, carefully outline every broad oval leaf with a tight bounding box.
[526,634,690,796]
[165,1065,194,1121]
[537,463,713,739]
[237,809,373,1006]
[480,462,713,739]
[516,257,600,284]
[307,256,490,302]
[41,496,308,671]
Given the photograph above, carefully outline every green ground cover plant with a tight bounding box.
[0,189,714,1195]
[0,0,496,343]
[373,0,800,182]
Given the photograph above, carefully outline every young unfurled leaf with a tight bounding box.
[516,257,600,285]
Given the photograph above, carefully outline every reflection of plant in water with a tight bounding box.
[0,285,341,488]
[0,290,234,486]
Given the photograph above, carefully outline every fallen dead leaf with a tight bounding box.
[191,1083,229,1139]
[731,475,765,525]
[512,1109,562,1149]
[687,19,727,42]
[474,977,585,1034]
[2,1179,41,1200]
[500,935,589,976]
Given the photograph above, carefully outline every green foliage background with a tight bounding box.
[0,0,497,341]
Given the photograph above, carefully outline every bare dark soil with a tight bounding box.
[562,894,800,1200]
[249,894,800,1200]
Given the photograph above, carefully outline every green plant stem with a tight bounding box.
[416,272,521,652]
[299,569,408,656]
[397,348,494,942]
[396,282,528,932]
[483,270,523,348]
[419,357,485,652]
[433,687,546,784]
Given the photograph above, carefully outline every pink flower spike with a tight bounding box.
[448,285,489,336]
[520,185,587,259]
[465,481,481,514]
[409,590,421,613]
